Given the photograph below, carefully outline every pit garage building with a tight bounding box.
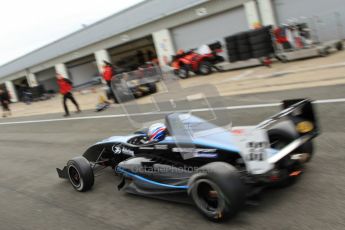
[0,0,344,102]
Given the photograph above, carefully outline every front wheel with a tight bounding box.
[67,156,94,192]
[147,82,157,94]
[178,65,189,79]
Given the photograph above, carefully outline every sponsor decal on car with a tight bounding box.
[139,146,155,150]
[155,145,168,150]
[112,145,135,156]
[112,145,122,154]
[172,148,216,153]
[122,147,135,156]
[172,147,217,158]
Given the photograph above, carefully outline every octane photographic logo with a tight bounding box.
[112,71,232,151]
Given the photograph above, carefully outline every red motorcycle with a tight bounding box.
[171,42,224,79]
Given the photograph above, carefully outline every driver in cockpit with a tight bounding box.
[147,123,167,143]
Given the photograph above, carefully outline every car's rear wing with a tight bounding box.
[256,99,319,164]
[256,99,318,133]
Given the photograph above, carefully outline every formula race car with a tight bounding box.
[57,99,319,221]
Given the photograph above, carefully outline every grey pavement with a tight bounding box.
[0,84,344,230]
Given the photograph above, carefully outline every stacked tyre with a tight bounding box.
[225,35,239,62]
[236,32,252,61]
[248,26,274,58]
[225,33,254,62]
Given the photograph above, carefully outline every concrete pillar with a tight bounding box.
[257,0,277,26]
[244,1,261,29]
[55,63,69,79]
[152,29,176,71]
[26,72,38,87]
[94,49,112,74]
[5,80,18,102]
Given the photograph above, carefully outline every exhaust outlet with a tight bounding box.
[290,153,310,163]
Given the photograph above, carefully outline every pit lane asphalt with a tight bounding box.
[0,84,344,230]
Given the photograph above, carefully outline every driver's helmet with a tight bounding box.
[147,123,167,142]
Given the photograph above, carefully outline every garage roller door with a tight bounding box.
[36,68,59,92]
[68,62,99,87]
[66,55,99,88]
[172,7,248,52]
[274,0,345,42]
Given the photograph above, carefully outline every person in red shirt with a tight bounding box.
[56,73,81,117]
[102,61,116,102]
[102,63,113,88]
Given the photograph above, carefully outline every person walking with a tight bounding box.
[0,88,11,118]
[56,73,81,117]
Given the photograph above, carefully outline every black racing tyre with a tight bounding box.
[236,39,250,47]
[268,128,296,150]
[252,49,272,58]
[268,129,301,187]
[269,121,314,160]
[249,33,272,44]
[251,42,273,51]
[239,52,253,61]
[67,156,94,192]
[226,47,238,54]
[335,41,343,51]
[248,26,272,37]
[229,55,239,63]
[238,44,251,53]
[188,162,246,222]
[268,127,313,187]
[199,61,213,75]
[147,82,157,94]
[236,32,248,40]
[226,42,237,50]
[225,35,236,43]
[178,65,189,79]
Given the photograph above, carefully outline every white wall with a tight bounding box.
[152,29,176,70]
[95,49,111,74]
[5,81,18,102]
[244,1,261,29]
[55,63,69,79]
[257,0,277,26]
[68,62,99,87]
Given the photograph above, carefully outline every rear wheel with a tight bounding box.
[189,162,246,222]
[268,128,309,187]
[67,156,94,192]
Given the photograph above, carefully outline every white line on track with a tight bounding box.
[0,98,344,126]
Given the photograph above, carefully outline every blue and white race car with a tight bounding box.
[57,99,319,221]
